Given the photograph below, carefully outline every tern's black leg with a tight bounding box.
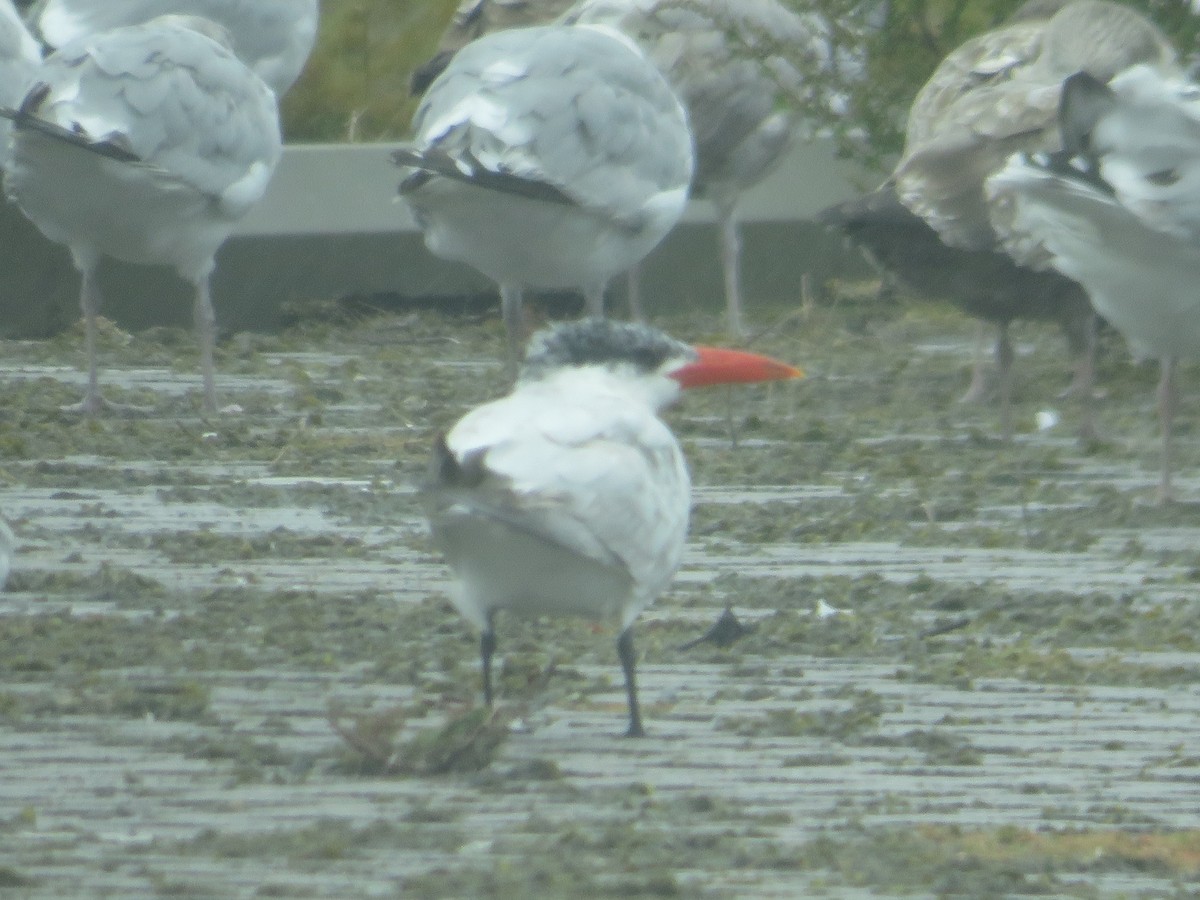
[480,615,497,707]
[616,627,645,738]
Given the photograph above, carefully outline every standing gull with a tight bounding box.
[394,24,693,367]
[563,0,844,337]
[423,318,801,735]
[26,0,320,96]
[988,65,1200,500]
[892,0,1177,432]
[2,15,282,414]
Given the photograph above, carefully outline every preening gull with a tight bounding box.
[890,0,1177,434]
[2,14,282,414]
[897,0,1176,256]
[986,65,1200,499]
[27,0,320,96]
[394,24,693,367]
[562,0,834,337]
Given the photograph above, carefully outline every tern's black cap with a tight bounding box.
[521,318,696,381]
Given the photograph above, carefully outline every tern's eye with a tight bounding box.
[1147,168,1181,187]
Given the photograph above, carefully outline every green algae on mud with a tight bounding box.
[3,296,1200,896]
[787,824,1200,897]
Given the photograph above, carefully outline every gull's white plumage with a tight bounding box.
[29,0,319,95]
[3,14,282,413]
[989,155,1200,359]
[0,0,38,166]
[986,64,1200,498]
[396,24,693,364]
[1070,65,1200,241]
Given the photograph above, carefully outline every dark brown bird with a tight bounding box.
[818,182,1095,437]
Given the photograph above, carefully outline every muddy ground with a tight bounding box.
[2,287,1200,898]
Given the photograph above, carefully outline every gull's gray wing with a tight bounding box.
[0,0,40,165]
[31,0,319,94]
[563,0,830,201]
[411,0,577,94]
[1061,65,1200,243]
[409,24,692,230]
[16,16,281,215]
[0,0,38,105]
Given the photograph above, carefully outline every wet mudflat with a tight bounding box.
[2,295,1200,897]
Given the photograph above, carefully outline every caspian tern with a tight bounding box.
[986,65,1200,500]
[26,0,320,96]
[393,24,694,368]
[891,0,1177,433]
[1,15,282,414]
[421,318,801,736]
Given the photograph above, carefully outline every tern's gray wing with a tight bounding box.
[31,0,319,94]
[410,24,692,229]
[428,378,690,625]
[23,17,281,214]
